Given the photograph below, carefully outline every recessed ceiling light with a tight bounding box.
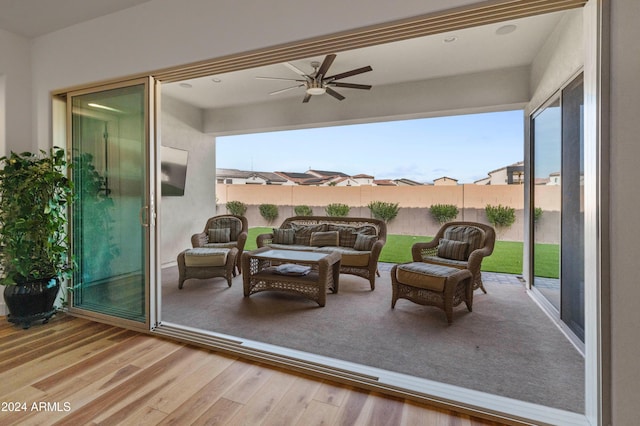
[443,36,457,43]
[496,24,517,35]
[179,83,192,88]
[211,78,222,83]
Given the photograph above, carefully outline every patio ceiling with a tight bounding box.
[162,10,569,111]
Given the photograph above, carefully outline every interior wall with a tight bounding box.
[0,29,32,152]
[204,66,530,135]
[160,95,216,266]
[609,0,640,423]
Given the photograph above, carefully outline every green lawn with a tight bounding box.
[246,227,559,278]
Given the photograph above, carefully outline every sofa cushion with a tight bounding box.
[272,228,295,245]
[184,248,229,267]
[267,243,316,252]
[437,238,469,261]
[396,262,460,292]
[291,224,327,245]
[328,224,359,248]
[443,225,484,259]
[208,227,230,243]
[354,233,376,251]
[310,230,339,247]
[314,246,371,267]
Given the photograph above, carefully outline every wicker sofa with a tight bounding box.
[256,216,387,290]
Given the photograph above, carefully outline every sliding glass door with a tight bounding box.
[531,73,584,341]
[68,79,157,329]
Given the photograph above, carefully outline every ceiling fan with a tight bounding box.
[256,54,372,103]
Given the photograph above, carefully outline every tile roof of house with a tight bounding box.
[216,168,287,182]
[307,169,350,177]
[394,178,423,186]
[373,179,397,186]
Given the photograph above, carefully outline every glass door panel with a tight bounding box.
[533,98,561,311]
[69,82,152,325]
[531,73,584,342]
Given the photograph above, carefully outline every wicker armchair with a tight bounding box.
[191,215,248,274]
[411,221,495,293]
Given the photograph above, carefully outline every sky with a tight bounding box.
[216,110,524,183]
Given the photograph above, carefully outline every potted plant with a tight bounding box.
[0,147,74,329]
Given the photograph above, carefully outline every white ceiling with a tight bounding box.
[162,11,567,110]
[0,0,151,38]
[0,1,569,112]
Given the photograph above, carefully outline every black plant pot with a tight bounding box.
[3,278,60,329]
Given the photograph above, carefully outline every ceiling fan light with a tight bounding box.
[306,87,326,95]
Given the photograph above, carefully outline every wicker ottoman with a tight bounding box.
[177,247,238,289]
[391,262,473,324]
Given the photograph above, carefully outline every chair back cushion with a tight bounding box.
[209,227,231,243]
[210,217,243,241]
[437,238,469,261]
[443,226,484,259]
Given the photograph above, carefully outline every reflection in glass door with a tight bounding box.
[531,73,584,342]
[69,81,154,326]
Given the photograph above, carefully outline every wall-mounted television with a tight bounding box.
[161,146,188,196]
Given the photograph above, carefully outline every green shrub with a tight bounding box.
[294,205,313,216]
[226,200,247,216]
[325,203,350,217]
[259,203,279,222]
[533,207,543,223]
[429,204,459,224]
[485,204,516,228]
[367,201,399,223]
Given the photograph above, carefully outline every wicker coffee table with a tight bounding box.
[242,248,341,307]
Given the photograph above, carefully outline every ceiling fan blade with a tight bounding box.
[256,76,305,82]
[302,93,312,103]
[330,82,372,90]
[283,62,309,78]
[326,65,373,81]
[316,54,336,78]
[325,87,345,101]
[269,84,305,95]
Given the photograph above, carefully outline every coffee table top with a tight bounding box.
[249,248,329,263]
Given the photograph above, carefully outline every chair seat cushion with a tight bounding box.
[421,255,467,269]
[396,262,461,292]
[203,242,237,249]
[184,248,229,267]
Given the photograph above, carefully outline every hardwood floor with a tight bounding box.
[0,314,508,426]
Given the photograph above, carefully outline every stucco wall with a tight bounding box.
[160,95,216,265]
[216,183,562,243]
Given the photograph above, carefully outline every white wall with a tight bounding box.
[0,29,32,152]
[609,1,640,423]
[160,95,216,266]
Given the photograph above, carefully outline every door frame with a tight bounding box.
[63,77,158,331]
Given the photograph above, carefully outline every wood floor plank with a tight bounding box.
[190,397,243,426]
[0,315,508,426]
[155,359,255,425]
[142,349,236,414]
[313,380,349,407]
[295,399,340,426]
[224,368,296,425]
[262,375,322,426]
